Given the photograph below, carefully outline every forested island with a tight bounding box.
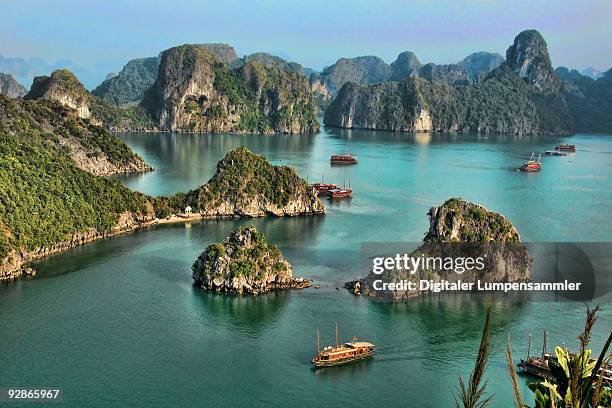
[0,96,323,281]
[192,226,312,294]
[346,198,532,300]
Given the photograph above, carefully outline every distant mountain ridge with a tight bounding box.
[324,29,574,136]
[310,51,504,106]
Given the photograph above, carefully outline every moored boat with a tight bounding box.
[311,324,375,368]
[517,331,612,387]
[330,153,358,164]
[313,183,338,194]
[327,188,352,199]
[555,143,576,152]
[519,152,541,172]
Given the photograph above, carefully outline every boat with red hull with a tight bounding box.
[327,188,352,199]
[312,183,337,194]
[330,154,358,165]
[519,153,541,172]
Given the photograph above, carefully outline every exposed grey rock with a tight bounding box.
[0,72,27,97]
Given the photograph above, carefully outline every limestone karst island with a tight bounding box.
[1,2,611,408]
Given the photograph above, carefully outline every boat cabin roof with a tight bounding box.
[346,341,374,348]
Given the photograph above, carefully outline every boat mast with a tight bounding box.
[527,332,532,360]
[317,328,320,354]
[336,322,339,347]
[542,330,548,357]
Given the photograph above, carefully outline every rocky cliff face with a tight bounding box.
[324,80,433,131]
[154,147,325,217]
[192,226,311,294]
[325,30,573,136]
[505,29,561,93]
[92,57,160,106]
[25,69,93,119]
[92,44,239,107]
[142,45,319,134]
[0,72,27,98]
[345,198,532,301]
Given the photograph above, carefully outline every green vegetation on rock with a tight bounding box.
[143,45,319,134]
[0,95,150,262]
[25,69,155,131]
[425,197,519,243]
[92,57,160,106]
[192,225,310,294]
[153,146,324,217]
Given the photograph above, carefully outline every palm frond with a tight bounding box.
[505,332,524,408]
[454,307,492,408]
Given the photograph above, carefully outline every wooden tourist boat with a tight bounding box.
[330,153,358,164]
[311,324,375,368]
[327,188,352,199]
[555,143,576,152]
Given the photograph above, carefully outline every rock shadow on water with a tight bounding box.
[191,289,291,334]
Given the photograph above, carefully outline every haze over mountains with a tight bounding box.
[1,29,611,136]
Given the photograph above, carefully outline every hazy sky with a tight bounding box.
[1,0,610,73]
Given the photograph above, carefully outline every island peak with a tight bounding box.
[192,226,311,294]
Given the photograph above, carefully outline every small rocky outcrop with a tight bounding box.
[0,72,27,98]
[154,147,325,217]
[142,44,319,134]
[192,226,311,294]
[25,69,93,119]
[345,198,532,301]
[24,68,156,131]
[424,198,521,243]
[505,29,561,94]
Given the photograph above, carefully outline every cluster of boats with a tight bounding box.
[517,331,611,387]
[519,144,575,172]
[310,153,359,199]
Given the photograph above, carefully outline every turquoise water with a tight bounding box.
[1,125,611,407]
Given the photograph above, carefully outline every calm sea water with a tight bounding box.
[1,124,611,407]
